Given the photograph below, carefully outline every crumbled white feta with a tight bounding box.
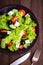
[7,31,11,34]
[8,11,13,16]
[16,44,19,48]
[25,13,30,17]
[25,39,30,44]
[15,21,20,27]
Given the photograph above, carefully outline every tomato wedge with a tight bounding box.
[7,41,13,47]
[19,9,26,16]
[19,45,24,49]
[32,27,36,32]
[22,31,27,38]
[11,16,19,23]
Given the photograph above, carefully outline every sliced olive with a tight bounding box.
[6,14,8,16]
[7,20,12,25]
[20,39,25,45]
[22,16,26,19]
[0,33,8,38]
[0,34,2,38]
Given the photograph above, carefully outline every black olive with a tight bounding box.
[0,34,2,38]
[22,16,26,19]
[6,14,8,16]
[7,20,12,25]
[0,33,8,38]
[20,39,25,45]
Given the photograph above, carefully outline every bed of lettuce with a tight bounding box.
[0,9,37,52]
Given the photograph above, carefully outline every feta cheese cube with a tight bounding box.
[15,22,20,27]
[25,39,30,44]
[25,13,30,17]
[8,11,13,16]
[16,44,19,48]
[7,31,11,34]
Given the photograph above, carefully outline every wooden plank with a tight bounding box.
[20,0,31,9]
[0,52,2,65]
[0,0,9,7]
[0,0,20,8]
[9,0,20,5]
[31,0,39,17]
[31,0,42,65]
[41,3,43,65]
[0,53,9,65]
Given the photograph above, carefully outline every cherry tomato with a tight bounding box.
[32,27,36,32]
[7,41,13,47]
[22,31,27,38]
[19,9,26,16]
[11,16,19,23]
[19,45,24,49]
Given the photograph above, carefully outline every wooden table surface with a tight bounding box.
[0,0,43,65]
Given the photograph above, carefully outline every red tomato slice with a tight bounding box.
[22,31,27,38]
[11,16,19,23]
[19,9,26,16]
[7,41,13,47]
[32,27,36,32]
[19,45,24,49]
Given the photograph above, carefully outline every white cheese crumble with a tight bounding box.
[16,44,19,48]
[25,39,30,44]
[7,31,11,34]
[25,13,30,17]
[8,11,13,16]
[15,21,20,27]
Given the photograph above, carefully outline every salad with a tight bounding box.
[0,8,37,52]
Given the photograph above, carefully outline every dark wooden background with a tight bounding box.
[0,0,43,65]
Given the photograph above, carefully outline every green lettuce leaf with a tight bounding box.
[0,14,12,30]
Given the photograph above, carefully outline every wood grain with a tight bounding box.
[0,53,9,65]
[20,0,31,9]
